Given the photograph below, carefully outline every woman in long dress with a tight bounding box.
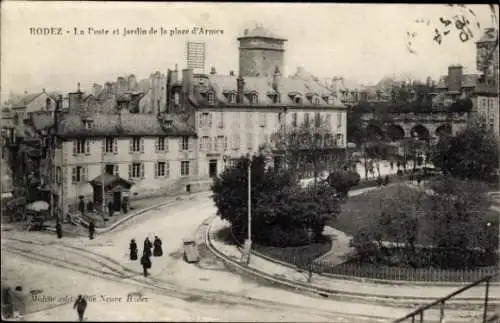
[153,236,163,257]
[129,239,138,260]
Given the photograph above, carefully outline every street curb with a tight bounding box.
[205,216,500,309]
[45,191,210,235]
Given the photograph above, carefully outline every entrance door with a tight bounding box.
[209,159,218,178]
[105,164,114,175]
[113,191,121,211]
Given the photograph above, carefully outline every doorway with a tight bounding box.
[105,164,114,175]
[113,191,121,211]
[209,159,218,178]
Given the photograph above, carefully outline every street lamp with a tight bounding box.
[241,153,252,265]
[306,226,314,283]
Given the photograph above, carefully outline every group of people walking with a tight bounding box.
[129,236,163,277]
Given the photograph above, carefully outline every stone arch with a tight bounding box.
[365,124,385,141]
[410,124,430,139]
[435,123,452,138]
[386,124,406,141]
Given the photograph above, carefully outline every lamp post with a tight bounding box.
[241,153,252,265]
[306,226,314,283]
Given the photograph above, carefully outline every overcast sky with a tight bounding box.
[1,2,498,100]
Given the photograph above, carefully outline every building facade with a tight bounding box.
[9,90,57,121]
[166,25,347,179]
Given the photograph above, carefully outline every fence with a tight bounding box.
[394,272,499,323]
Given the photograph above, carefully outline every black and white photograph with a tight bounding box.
[1,2,499,322]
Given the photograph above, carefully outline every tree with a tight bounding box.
[326,167,361,199]
[431,116,499,180]
[270,114,340,185]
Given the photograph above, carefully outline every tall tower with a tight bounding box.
[237,25,287,78]
[476,28,499,88]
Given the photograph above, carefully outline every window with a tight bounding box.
[71,166,86,183]
[304,113,310,126]
[155,161,169,178]
[247,133,253,150]
[231,134,240,150]
[291,113,298,127]
[130,137,143,153]
[313,133,322,147]
[207,92,215,103]
[234,112,241,128]
[277,112,284,124]
[259,112,267,127]
[337,112,342,128]
[250,94,258,104]
[217,111,224,128]
[85,121,93,130]
[312,95,321,104]
[200,136,210,151]
[294,96,301,104]
[490,118,495,130]
[156,136,168,152]
[73,139,89,155]
[129,162,144,179]
[104,137,117,154]
[216,136,227,151]
[336,133,344,146]
[181,136,189,150]
[246,112,253,129]
[181,161,190,177]
[228,93,236,103]
[314,112,321,127]
[105,164,119,175]
[273,93,281,104]
[325,114,332,127]
[324,134,333,147]
[199,112,212,128]
[56,167,62,184]
[174,93,180,105]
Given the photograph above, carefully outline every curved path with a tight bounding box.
[3,194,393,322]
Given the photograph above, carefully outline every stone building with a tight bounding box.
[166,25,347,179]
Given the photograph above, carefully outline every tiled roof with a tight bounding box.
[12,92,43,108]
[202,74,344,108]
[29,112,54,131]
[56,113,196,138]
[436,74,478,89]
[238,25,286,40]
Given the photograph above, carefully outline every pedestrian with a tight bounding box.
[153,235,163,257]
[73,294,87,322]
[78,198,85,216]
[143,237,152,257]
[129,239,138,261]
[88,220,95,240]
[140,253,151,277]
[56,220,62,239]
[389,160,394,170]
[107,200,114,217]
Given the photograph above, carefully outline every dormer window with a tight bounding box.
[163,119,173,128]
[294,96,302,104]
[250,93,258,104]
[83,119,93,130]
[273,93,281,104]
[227,92,236,104]
[207,92,215,103]
[312,95,321,105]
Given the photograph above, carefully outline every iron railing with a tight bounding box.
[394,272,499,323]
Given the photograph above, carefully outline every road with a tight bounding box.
[1,193,489,322]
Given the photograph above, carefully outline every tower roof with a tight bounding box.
[237,25,287,41]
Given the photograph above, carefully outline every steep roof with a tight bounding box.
[237,25,286,40]
[56,113,196,138]
[89,173,133,187]
[11,92,44,108]
[201,74,344,108]
[29,112,54,131]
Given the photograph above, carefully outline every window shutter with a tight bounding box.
[114,165,119,176]
[155,137,159,152]
[140,163,145,179]
[154,162,158,178]
[82,167,87,182]
[140,138,145,153]
[72,167,76,183]
[129,139,133,154]
[166,162,170,177]
[128,164,132,179]
[102,139,106,155]
[188,138,192,152]
[73,141,77,155]
[86,140,90,154]
[113,138,118,154]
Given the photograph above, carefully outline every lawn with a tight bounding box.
[328,182,499,246]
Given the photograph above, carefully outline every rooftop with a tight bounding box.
[237,25,287,41]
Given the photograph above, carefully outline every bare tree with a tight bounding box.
[270,114,341,185]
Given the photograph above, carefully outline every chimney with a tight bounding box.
[104,82,112,93]
[116,77,127,96]
[447,65,463,93]
[182,68,194,97]
[128,75,137,90]
[53,95,63,136]
[210,66,217,75]
[272,66,281,91]
[237,76,245,103]
[171,64,179,83]
[92,83,103,96]
[230,70,234,76]
[244,29,249,36]
[68,82,84,113]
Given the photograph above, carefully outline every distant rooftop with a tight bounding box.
[237,24,287,41]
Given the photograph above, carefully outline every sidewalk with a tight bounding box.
[208,216,500,303]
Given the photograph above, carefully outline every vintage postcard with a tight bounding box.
[1,2,499,322]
